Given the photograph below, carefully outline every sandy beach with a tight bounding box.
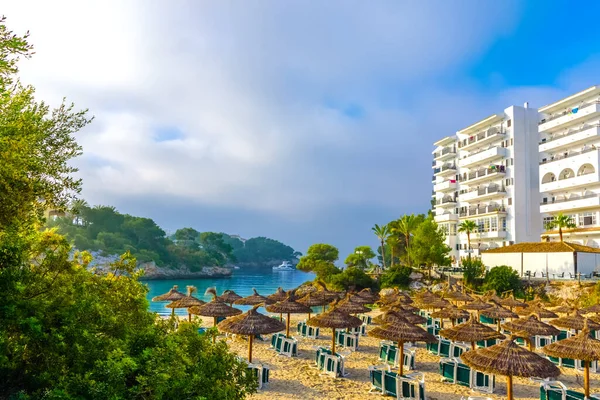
[203,312,600,400]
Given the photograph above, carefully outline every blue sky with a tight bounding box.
[4,1,600,262]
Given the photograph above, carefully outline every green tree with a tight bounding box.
[199,232,234,265]
[227,236,297,266]
[174,227,200,242]
[411,216,451,276]
[344,245,376,270]
[380,265,412,288]
[462,257,486,288]
[483,265,521,294]
[458,220,478,258]
[372,224,390,269]
[393,214,422,267]
[297,243,339,279]
[547,212,576,242]
[327,266,375,291]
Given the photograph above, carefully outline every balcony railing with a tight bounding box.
[436,197,457,205]
[539,123,600,145]
[460,165,505,182]
[539,146,597,165]
[539,101,600,125]
[433,147,457,158]
[459,205,506,217]
[540,193,599,206]
[458,128,505,148]
[435,164,457,174]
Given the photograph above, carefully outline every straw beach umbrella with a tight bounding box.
[355,288,379,304]
[431,306,470,328]
[381,299,419,313]
[480,304,518,332]
[368,314,437,375]
[516,304,558,319]
[218,290,242,306]
[268,287,288,321]
[266,292,311,337]
[460,298,492,316]
[542,320,600,399]
[461,337,560,400]
[165,286,205,321]
[336,296,371,315]
[502,315,559,351]
[582,303,600,316]
[152,285,186,302]
[189,287,242,342]
[550,304,576,315]
[443,290,473,305]
[499,294,527,311]
[373,310,427,326]
[307,303,362,354]
[298,291,327,319]
[550,311,600,333]
[440,316,505,350]
[217,304,285,362]
[234,288,274,306]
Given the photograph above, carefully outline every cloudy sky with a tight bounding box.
[4,1,600,259]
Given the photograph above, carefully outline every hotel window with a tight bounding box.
[567,214,577,225]
[508,197,512,206]
[483,218,490,232]
[510,138,513,146]
[477,218,485,232]
[449,224,457,236]
[500,217,507,231]
[578,212,596,227]
[543,216,555,229]
[491,217,498,232]
[507,120,511,128]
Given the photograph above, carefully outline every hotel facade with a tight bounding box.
[432,85,600,265]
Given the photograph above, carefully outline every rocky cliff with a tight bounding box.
[138,261,232,280]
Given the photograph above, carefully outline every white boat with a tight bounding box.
[272,261,295,271]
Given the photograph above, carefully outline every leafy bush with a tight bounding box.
[380,265,412,288]
[462,257,485,288]
[326,266,375,291]
[483,265,521,294]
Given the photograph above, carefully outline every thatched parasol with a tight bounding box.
[550,304,576,314]
[217,304,285,362]
[165,286,205,321]
[462,337,560,400]
[499,294,527,310]
[336,296,371,315]
[460,298,492,315]
[483,291,503,304]
[549,311,600,332]
[373,310,427,326]
[516,304,558,319]
[307,302,362,354]
[480,304,518,332]
[443,290,473,304]
[218,289,242,306]
[267,287,287,302]
[582,303,600,316]
[439,316,505,350]
[189,287,242,342]
[542,320,600,399]
[234,288,274,306]
[266,292,311,337]
[297,291,327,319]
[431,306,470,328]
[381,299,418,313]
[152,285,186,302]
[368,313,437,375]
[355,288,379,304]
[415,296,450,310]
[502,315,559,351]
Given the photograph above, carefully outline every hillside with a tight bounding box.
[48,204,300,274]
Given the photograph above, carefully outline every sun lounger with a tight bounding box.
[539,380,600,400]
[427,324,440,337]
[438,338,452,357]
[368,365,385,394]
[476,338,498,348]
[347,323,367,336]
[378,341,415,370]
[426,336,440,355]
[439,357,495,394]
[359,314,373,325]
[535,335,554,348]
[460,397,493,400]
[479,315,496,325]
[335,330,359,351]
[297,321,320,338]
[270,333,298,356]
[314,347,347,377]
[246,362,270,389]
[450,342,469,358]
[379,370,425,400]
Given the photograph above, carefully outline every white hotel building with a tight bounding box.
[538,85,600,246]
[432,105,542,264]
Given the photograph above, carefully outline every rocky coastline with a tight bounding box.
[138,261,232,280]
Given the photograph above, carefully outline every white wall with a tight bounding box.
[482,253,522,274]
[482,252,576,277]
[577,252,600,275]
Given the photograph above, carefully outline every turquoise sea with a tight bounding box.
[145,269,315,316]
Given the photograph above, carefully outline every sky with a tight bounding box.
[4,1,600,260]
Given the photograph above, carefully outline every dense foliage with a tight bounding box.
[483,265,521,294]
[380,265,413,288]
[327,266,376,291]
[0,19,256,399]
[462,257,486,287]
[344,245,376,270]
[222,235,301,265]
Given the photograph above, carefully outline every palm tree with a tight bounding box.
[547,212,576,242]
[372,224,390,269]
[458,220,478,258]
[70,199,89,225]
[386,235,400,269]
[395,214,419,266]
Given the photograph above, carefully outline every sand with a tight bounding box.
[202,312,600,400]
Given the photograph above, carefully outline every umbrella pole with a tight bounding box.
[308,312,311,320]
[188,312,192,322]
[399,341,404,376]
[172,308,175,317]
[322,305,326,313]
[507,375,513,400]
[497,319,501,332]
[528,338,533,352]
[213,317,218,344]
[584,360,590,399]
[248,335,254,363]
[332,330,336,354]
[286,313,291,338]
[471,341,475,351]
[440,319,444,329]
[280,313,283,322]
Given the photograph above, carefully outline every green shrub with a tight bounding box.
[483,265,521,294]
[462,257,485,288]
[326,266,375,291]
[380,265,412,288]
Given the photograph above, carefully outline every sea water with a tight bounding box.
[145,269,315,316]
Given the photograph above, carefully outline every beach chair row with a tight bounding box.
[378,341,416,370]
[297,321,320,338]
[247,362,270,390]
[368,366,426,400]
[334,330,360,350]
[439,357,495,394]
[547,356,598,372]
[539,380,600,400]
[314,347,347,378]
[270,333,298,357]
[427,338,469,358]
[358,314,373,325]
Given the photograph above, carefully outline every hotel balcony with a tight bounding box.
[458,127,505,151]
[461,165,506,185]
[459,185,507,202]
[459,204,507,218]
[540,193,600,213]
[539,101,600,133]
[434,211,458,223]
[434,179,458,193]
[539,147,599,166]
[433,147,457,161]
[539,124,600,153]
[460,230,507,241]
[540,171,600,194]
[434,164,457,177]
[436,197,457,208]
[459,147,507,168]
